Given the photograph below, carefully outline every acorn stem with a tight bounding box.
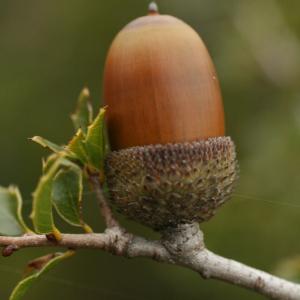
[148,1,159,15]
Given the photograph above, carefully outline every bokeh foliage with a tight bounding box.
[1,0,300,299]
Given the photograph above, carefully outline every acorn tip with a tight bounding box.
[148,2,159,15]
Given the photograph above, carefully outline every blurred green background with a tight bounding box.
[1,0,300,299]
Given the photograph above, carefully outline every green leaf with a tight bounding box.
[31,136,65,154]
[67,129,89,164]
[9,251,74,300]
[71,87,93,135]
[31,157,71,236]
[31,156,90,236]
[67,107,108,173]
[31,161,58,235]
[0,186,31,236]
[84,107,107,171]
[42,153,60,174]
[52,167,92,232]
[52,167,83,226]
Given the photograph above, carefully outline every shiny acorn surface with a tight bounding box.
[104,7,225,150]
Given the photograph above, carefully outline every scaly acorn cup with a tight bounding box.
[104,3,238,230]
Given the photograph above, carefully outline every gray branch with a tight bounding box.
[1,223,299,300]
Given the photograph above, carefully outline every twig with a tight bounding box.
[1,224,300,300]
[89,174,119,228]
[162,223,300,300]
[0,229,169,261]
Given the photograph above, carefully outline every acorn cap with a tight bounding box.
[104,8,225,150]
[106,137,238,230]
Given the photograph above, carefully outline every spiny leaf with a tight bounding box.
[67,129,89,164]
[52,167,92,231]
[31,161,59,235]
[31,155,90,236]
[71,87,93,135]
[31,136,65,154]
[0,186,31,236]
[42,153,60,174]
[67,107,108,173]
[84,106,107,171]
[31,157,74,236]
[9,251,74,300]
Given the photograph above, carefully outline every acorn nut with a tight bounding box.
[104,3,238,230]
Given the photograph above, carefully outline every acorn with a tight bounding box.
[103,2,238,230]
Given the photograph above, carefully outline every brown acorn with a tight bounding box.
[104,3,238,230]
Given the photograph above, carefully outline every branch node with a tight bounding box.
[46,234,59,243]
[2,244,19,257]
[254,276,266,291]
[200,268,212,279]
[162,223,204,257]
[104,227,133,256]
